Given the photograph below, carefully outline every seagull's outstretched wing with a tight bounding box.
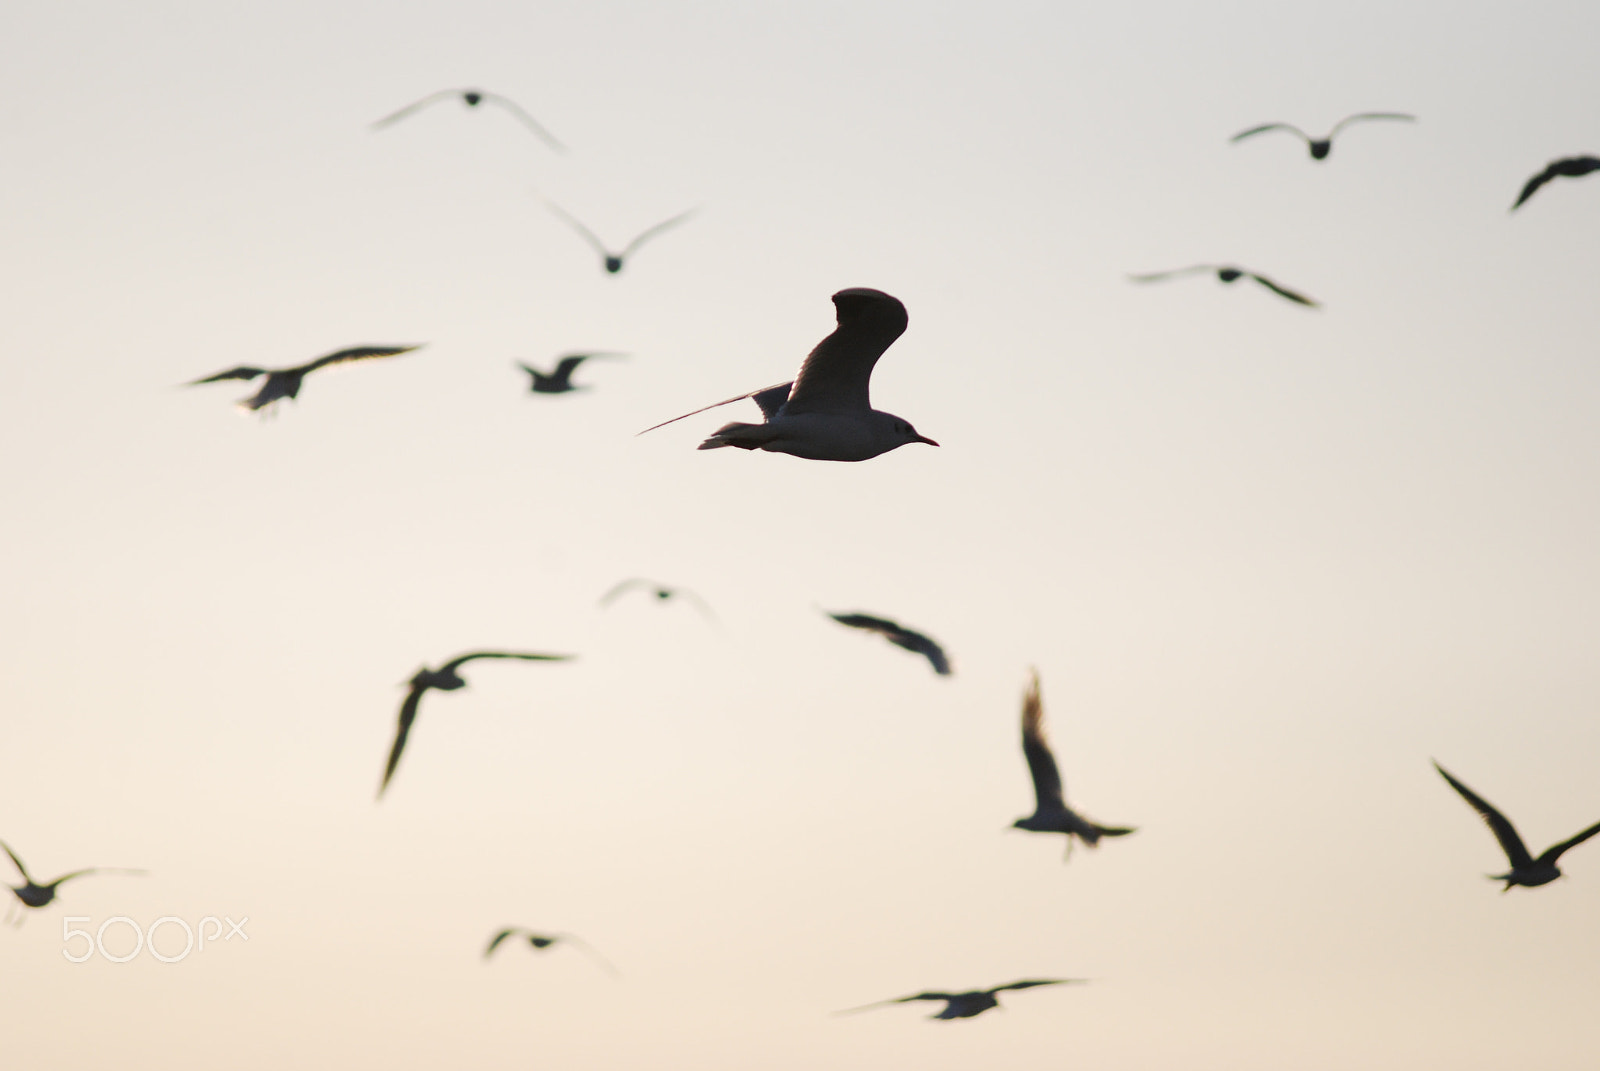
[371,89,461,130]
[1434,761,1535,870]
[1507,157,1600,211]
[783,289,908,416]
[618,209,697,260]
[0,840,31,882]
[300,345,423,374]
[600,579,652,605]
[1246,273,1319,307]
[828,612,950,676]
[557,933,621,977]
[1512,164,1562,210]
[1127,265,1214,283]
[1541,818,1600,866]
[1328,111,1415,137]
[189,366,267,384]
[1230,122,1309,144]
[1021,670,1066,812]
[636,382,794,436]
[379,681,427,798]
[485,928,524,957]
[988,979,1081,995]
[477,91,564,152]
[44,867,144,888]
[835,992,955,1014]
[438,651,572,673]
[545,202,611,257]
[551,355,591,382]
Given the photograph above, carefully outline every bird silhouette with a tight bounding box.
[483,927,619,976]
[1012,669,1135,858]
[544,202,696,274]
[2,840,143,925]
[518,353,624,394]
[837,979,1082,1020]
[1128,265,1319,307]
[187,345,423,412]
[826,611,951,676]
[1510,155,1600,211]
[1230,113,1414,159]
[642,289,937,461]
[600,579,716,621]
[371,88,563,152]
[1433,760,1600,890]
[378,651,573,798]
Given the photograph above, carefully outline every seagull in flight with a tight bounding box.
[378,651,573,798]
[600,579,716,621]
[1129,265,1319,307]
[2,840,143,925]
[483,927,619,976]
[1433,760,1600,890]
[1510,155,1600,211]
[187,345,423,412]
[1230,113,1415,160]
[640,288,938,462]
[837,979,1082,1020]
[517,353,625,394]
[371,88,563,152]
[1012,670,1135,858]
[826,611,950,676]
[544,202,696,274]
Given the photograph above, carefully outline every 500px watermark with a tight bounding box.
[62,916,249,963]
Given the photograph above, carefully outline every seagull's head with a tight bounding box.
[884,415,938,450]
[1308,140,1332,159]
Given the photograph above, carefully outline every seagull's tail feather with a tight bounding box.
[698,421,779,451]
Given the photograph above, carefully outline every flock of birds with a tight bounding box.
[12,89,1600,1029]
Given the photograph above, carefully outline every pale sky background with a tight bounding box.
[3,1,1599,1068]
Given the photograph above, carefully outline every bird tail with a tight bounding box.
[1089,823,1137,841]
[698,421,779,451]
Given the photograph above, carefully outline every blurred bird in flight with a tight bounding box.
[2,840,143,925]
[600,579,716,622]
[1011,670,1136,858]
[187,345,422,413]
[1509,155,1600,211]
[544,201,696,274]
[1128,264,1319,307]
[837,979,1083,1020]
[1432,760,1600,890]
[371,88,564,152]
[826,611,951,676]
[483,927,619,976]
[1229,112,1415,159]
[518,353,625,394]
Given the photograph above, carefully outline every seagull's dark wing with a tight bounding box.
[371,89,461,130]
[1540,818,1600,866]
[1247,273,1319,307]
[988,979,1081,994]
[600,579,651,606]
[439,651,573,673]
[545,202,611,257]
[299,345,423,374]
[635,382,793,436]
[0,840,31,883]
[751,382,794,420]
[188,366,267,385]
[379,682,427,798]
[1328,112,1416,137]
[1434,761,1535,869]
[550,355,587,383]
[617,209,697,260]
[835,992,955,1014]
[477,91,564,152]
[485,928,524,957]
[1230,122,1309,144]
[1512,163,1562,210]
[783,289,908,416]
[1127,265,1214,283]
[43,868,117,888]
[1021,670,1067,811]
[885,627,951,676]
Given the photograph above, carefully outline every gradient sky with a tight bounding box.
[4,2,1600,1068]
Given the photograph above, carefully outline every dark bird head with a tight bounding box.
[1216,268,1243,283]
[463,91,484,106]
[603,256,624,273]
[527,935,557,949]
[1308,140,1332,159]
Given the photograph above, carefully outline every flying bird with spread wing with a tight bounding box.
[826,611,951,676]
[1128,265,1319,307]
[544,201,696,274]
[1510,155,1600,211]
[640,288,938,461]
[600,579,716,621]
[371,88,563,152]
[2,840,144,924]
[1230,112,1415,159]
[483,927,619,976]
[837,979,1083,1020]
[378,651,573,798]
[1433,760,1600,890]
[187,345,423,412]
[518,353,625,394]
[1012,669,1135,858]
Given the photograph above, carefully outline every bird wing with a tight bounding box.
[600,578,652,606]
[370,89,460,129]
[484,928,523,957]
[988,979,1080,994]
[1328,112,1416,137]
[1511,163,1562,210]
[618,209,697,260]
[544,201,611,257]
[188,366,267,384]
[885,627,951,676]
[440,651,573,673]
[0,840,31,882]
[43,868,114,888]
[478,91,565,152]
[635,382,793,436]
[1021,671,1068,811]
[1127,265,1214,283]
[835,992,954,1014]
[1246,273,1319,306]
[1230,122,1309,143]
[751,382,794,420]
[300,345,422,374]
[1433,761,1535,869]
[781,289,908,416]
[1541,818,1600,866]
[379,682,427,797]
[558,933,622,977]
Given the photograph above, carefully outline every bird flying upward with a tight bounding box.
[826,611,951,676]
[2,840,143,923]
[837,979,1082,1020]
[517,353,624,394]
[1433,760,1600,890]
[544,202,696,274]
[483,927,619,976]
[1230,112,1415,159]
[371,88,563,151]
[1510,155,1600,211]
[1128,265,1319,307]
[1011,669,1135,858]
[378,651,573,798]
[187,345,423,412]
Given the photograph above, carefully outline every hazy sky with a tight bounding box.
[4,2,1599,1068]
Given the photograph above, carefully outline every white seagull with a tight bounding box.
[640,288,938,462]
